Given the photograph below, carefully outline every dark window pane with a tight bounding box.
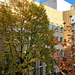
[60,37,62,43]
[56,37,58,41]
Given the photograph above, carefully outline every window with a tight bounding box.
[56,37,58,41]
[50,23,53,29]
[56,24,58,31]
[60,37,62,43]
[71,33,75,43]
[73,33,75,38]
[60,25,63,32]
[9,0,11,4]
[55,37,58,45]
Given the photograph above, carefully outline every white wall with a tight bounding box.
[57,0,71,12]
[0,0,5,2]
[71,15,75,24]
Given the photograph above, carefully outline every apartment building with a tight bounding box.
[63,5,75,47]
[41,0,71,12]
[0,0,75,75]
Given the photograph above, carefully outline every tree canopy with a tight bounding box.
[0,0,56,75]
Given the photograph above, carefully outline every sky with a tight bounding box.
[0,0,75,5]
[65,0,75,5]
[34,0,75,5]
[34,0,47,3]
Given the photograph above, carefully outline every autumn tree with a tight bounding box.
[54,23,75,75]
[0,0,56,75]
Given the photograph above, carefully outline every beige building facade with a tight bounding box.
[63,5,75,47]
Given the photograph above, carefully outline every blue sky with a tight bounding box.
[34,0,75,5]
[34,0,47,3]
[65,0,75,5]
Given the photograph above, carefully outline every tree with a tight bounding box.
[54,23,75,75]
[0,0,56,75]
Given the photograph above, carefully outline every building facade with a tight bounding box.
[35,0,71,12]
[63,6,75,47]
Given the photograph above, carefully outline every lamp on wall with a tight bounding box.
[69,15,72,18]
[63,22,66,25]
